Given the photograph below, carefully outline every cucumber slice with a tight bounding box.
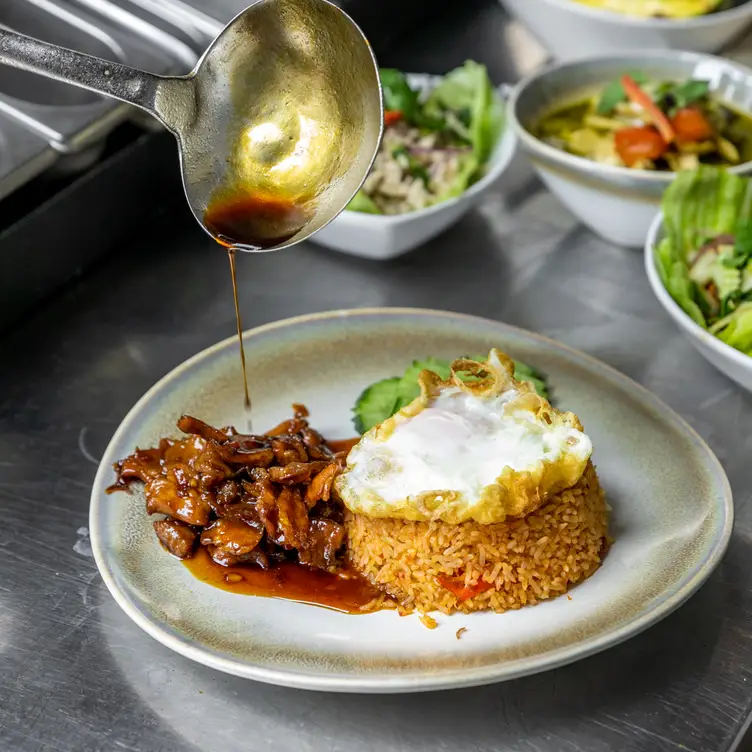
[352,377,403,434]
[351,357,550,434]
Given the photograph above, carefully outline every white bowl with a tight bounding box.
[645,212,752,392]
[501,0,752,62]
[508,51,752,248]
[310,76,523,260]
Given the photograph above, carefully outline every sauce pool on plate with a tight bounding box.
[327,437,360,454]
[180,436,366,609]
[183,546,379,613]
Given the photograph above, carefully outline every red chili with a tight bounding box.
[621,74,675,144]
[384,110,402,126]
[438,575,494,602]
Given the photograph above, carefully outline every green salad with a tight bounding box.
[352,356,549,433]
[656,165,752,356]
[348,61,504,216]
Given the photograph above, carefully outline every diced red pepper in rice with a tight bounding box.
[437,575,494,601]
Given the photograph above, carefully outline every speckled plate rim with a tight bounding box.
[90,307,734,693]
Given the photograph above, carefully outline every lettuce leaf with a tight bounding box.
[422,61,504,165]
[347,189,381,214]
[656,237,707,327]
[380,69,421,122]
[662,166,752,260]
[352,356,549,433]
[658,166,752,347]
[712,302,752,355]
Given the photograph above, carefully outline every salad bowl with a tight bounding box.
[311,69,525,260]
[645,167,752,392]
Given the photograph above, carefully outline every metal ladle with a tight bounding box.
[0,0,383,251]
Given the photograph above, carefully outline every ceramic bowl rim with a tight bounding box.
[89,307,734,692]
[517,0,752,29]
[508,50,752,187]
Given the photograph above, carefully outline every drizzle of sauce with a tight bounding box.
[183,546,380,613]
[203,192,312,423]
[227,248,251,412]
[192,184,364,608]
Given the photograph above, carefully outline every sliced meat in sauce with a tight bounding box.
[271,435,308,465]
[300,426,334,461]
[305,463,340,506]
[275,487,310,549]
[214,443,275,468]
[267,460,329,485]
[206,544,272,569]
[298,518,345,569]
[110,407,353,577]
[153,519,198,559]
[176,415,230,442]
[209,478,241,515]
[145,473,212,526]
[250,471,281,540]
[108,445,166,490]
[265,417,308,436]
[200,518,264,558]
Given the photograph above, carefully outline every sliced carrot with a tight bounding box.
[614,126,668,167]
[671,107,715,143]
[437,575,495,602]
[621,74,675,144]
[384,110,402,126]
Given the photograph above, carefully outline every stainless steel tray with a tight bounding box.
[0,0,198,201]
[0,110,56,198]
[0,0,449,203]
[114,0,224,44]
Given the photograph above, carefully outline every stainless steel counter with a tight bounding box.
[1,2,752,750]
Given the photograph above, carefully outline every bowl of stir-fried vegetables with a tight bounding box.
[508,51,752,247]
[646,166,752,392]
[534,73,752,171]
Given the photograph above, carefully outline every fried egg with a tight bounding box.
[334,350,593,524]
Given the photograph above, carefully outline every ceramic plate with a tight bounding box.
[90,308,733,693]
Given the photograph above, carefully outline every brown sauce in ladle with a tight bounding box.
[204,194,308,250]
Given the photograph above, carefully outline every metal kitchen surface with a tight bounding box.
[1,1,751,751]
[0,0,197,200]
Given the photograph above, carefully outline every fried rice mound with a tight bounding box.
[344,462,608,615]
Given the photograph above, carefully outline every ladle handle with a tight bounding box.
[0,29,190,132]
